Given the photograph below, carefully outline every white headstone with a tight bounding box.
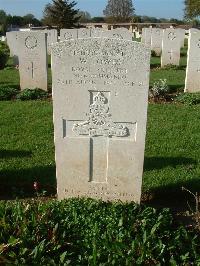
[177,28,185,48]
[60,29,78,41]
[151,28,164,56]
[102,28,132,40]
[45,29,58,54]
[161,28,181,67]
[52,38,150,202]
[145,28,152,47]
[135,31,141,39]
[78,28,91,38]
[90,28,104,38]
[6,31,20,65]
[185,29,200,92]
[141,28,146,43]
[18,32,48,91]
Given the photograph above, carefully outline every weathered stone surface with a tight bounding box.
[185,29,200,92]
[45,29,58,54]
[6,31,20,65]
[102,28,133,40]
[90,28,104,38]
[141,28,146,43]
[78,28,91,38]
[60,29,78,41]
[151,28,164,55]
[161,28,181,67]
[18,32,48,91]
[177,28,185,48]
[141,28,152,47]
[144,28,152,47]
[52,38,150,202]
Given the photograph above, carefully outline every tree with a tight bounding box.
[42,0,80,28]
[91,17,105,23]
[184,0,200,19]
[78,11,91,23]
[103,0,135,22]
[23,14,42,26]
[0,10,7,25]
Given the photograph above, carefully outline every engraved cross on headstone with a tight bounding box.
[63,91,133,183]
[27,61,37,79]
[168,49,174,61]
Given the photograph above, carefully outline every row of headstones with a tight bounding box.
[5,27,200,93]
[142,27,200,93]
[141,27,185,66]
[5,28,133,91]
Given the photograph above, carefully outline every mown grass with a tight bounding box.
[0,100,200,201]
[0,41,200,203]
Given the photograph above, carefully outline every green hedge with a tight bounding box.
[0,41,9,69]
[0,198,199,265]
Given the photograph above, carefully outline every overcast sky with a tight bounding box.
[0,0,184,19]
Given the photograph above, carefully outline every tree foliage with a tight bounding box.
[103,0,135,22]
[184,0,200,19]
[42,0,80,28]
[0,11,41,35]
[78,11,91,23]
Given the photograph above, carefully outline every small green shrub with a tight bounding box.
[149,79,170,100]
[176,92,200,105]
[0,41,9,69]
[0,87,19,100]
[16,88,48,101]
[0,198,200,265]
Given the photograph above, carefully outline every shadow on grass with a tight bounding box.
[144,156,196,171]
[150,63,160,69]
[0,149,32,159]
[168,84,184,93]
[0,165,56,199]
[142,178,200,212]
[0,83,20,90]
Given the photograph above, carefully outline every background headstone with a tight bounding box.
[161,28,181,67]
[185,29,200,92]
[18,32,48,91]
[102,28,132,40]
[78,28,91,38]
[177,28,185,48]
[60,29,78,41]
[141,28,146,43]
[44,29,58,54]
[52,38,150,202]
[151,28,164,56]
[90,28,104,38]
[6,31,20,65]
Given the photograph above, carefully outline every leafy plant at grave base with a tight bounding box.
[149,79,171,101]
[0,198,200,265]
[0,41,9,69]
[0,86,19,100]
[175,92,200,105]
[16,88,48,101]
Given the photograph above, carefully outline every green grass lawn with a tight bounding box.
[0,43,200,203]
[1,100,200,201]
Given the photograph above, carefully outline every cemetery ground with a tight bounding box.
[1,44,200,263]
